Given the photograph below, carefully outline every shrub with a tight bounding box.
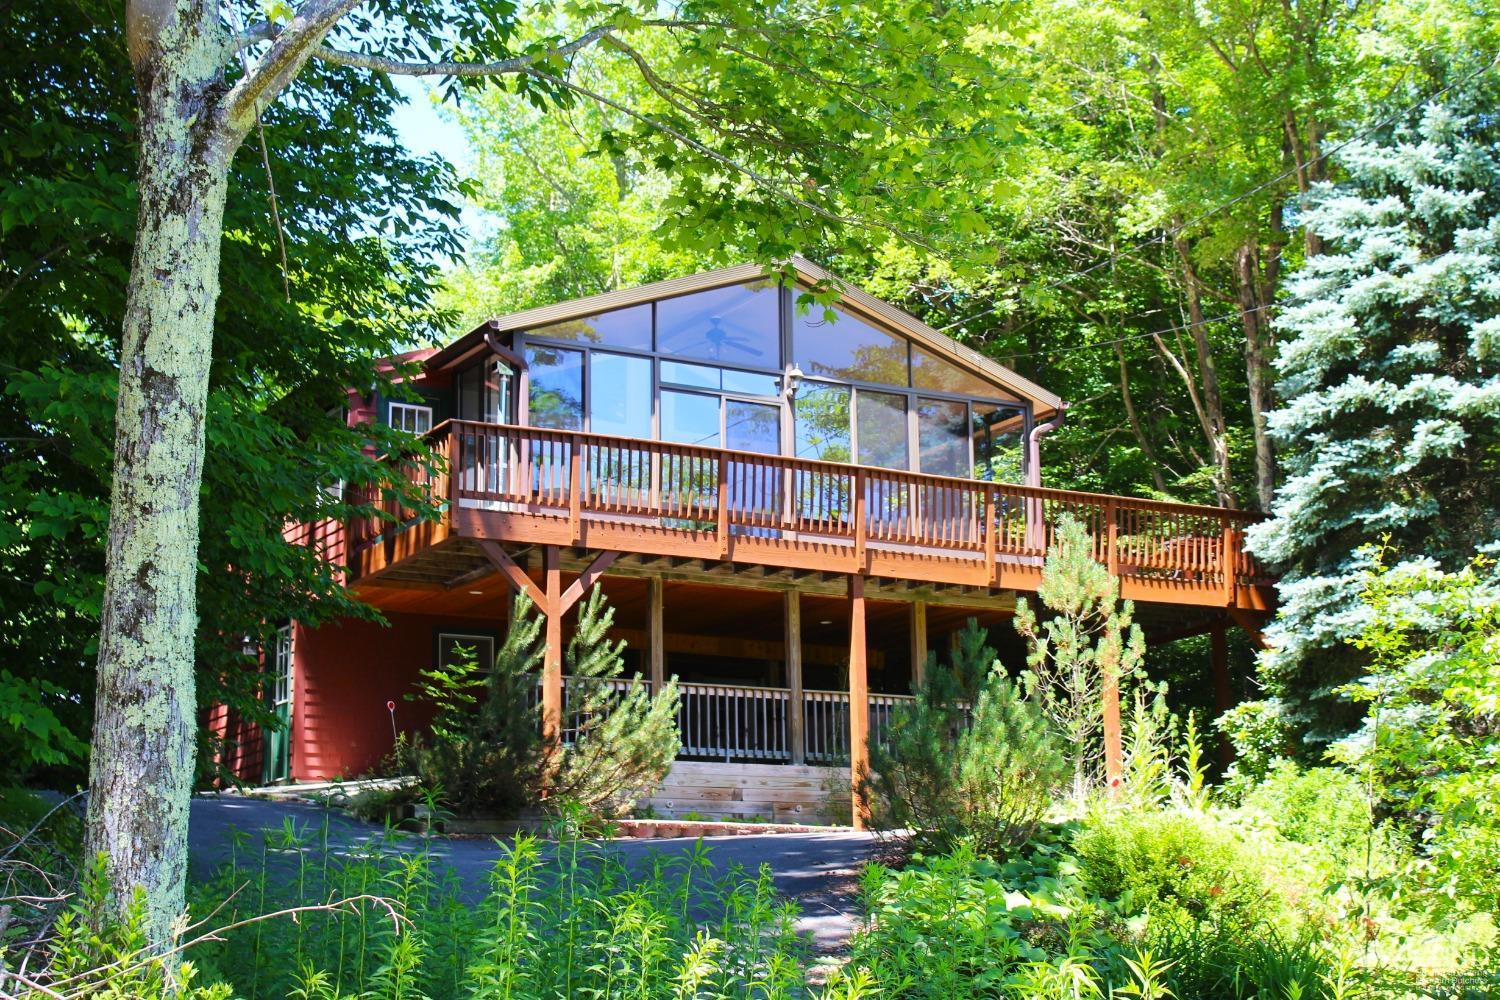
[1239,762,1378,865]
[870,619,1070,854]
[1071,808,1274,935]
[1332,550,1500,916]
[841,841,1111,998]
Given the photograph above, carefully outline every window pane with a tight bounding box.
[917,397,968,477]
[661,360,780,397]
[589,352,652,438]
[721,369,780,397]
[660,390,720,447]
[656,282,781,366]
[972,405,1026,482]
[660,360,719,389]
[793,303,908,387]
[458,367,480,421]
[726,400,780,454]
[911,345,1015,400]
[529,304,652,351]
[857,390,909,470]
[525,344,584,430]
[439,635,495,673]
[793,383,851,463]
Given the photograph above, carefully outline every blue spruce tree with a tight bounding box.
[1245,91,1500,749]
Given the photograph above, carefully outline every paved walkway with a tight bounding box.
[189,795,880,952]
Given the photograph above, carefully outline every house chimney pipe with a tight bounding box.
[1025,403,1068,488]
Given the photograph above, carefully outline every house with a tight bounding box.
[230,258,1273,826]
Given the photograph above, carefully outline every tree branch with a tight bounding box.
[519,66,931,249]
[220,0,366,136]
[310,25,614,77]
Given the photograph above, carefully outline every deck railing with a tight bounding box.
[391,420,1267,589]
[532,675,914,764]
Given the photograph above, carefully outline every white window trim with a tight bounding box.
[273,624,294,714]
[389,401,433,435]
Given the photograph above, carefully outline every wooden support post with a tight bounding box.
[1210,620,1233,768]
[648,577,665,694]
[541,545,563,752]
[848,574,871,829]
[785,591,805,765]
[909,600,928,690]
[1102,661,1123,797]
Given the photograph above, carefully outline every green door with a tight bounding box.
[262,625,293,784]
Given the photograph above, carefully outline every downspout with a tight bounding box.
[1025,402,1068,488]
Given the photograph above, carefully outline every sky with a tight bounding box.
[389,77,469,166]
[389,77,492,258]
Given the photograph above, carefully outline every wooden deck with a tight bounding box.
[344,420,1273,612]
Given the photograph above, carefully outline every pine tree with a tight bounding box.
[1014,516,1146,798]
[1245,90,1500,749]
[870,618,1069,853]
[550,586,681,817]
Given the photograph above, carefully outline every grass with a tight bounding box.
[187,813,811,999]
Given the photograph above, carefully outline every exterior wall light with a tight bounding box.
[783,363,804,400]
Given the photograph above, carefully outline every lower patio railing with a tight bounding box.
[535,676,915,765]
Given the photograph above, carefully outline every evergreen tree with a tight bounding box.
[406,588,680,819]
[1014,517,1146,797]
[870,619,1069,854]
[1245,90,1500,748]
[551,587,681,817]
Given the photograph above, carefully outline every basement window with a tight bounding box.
[437,633,495,674]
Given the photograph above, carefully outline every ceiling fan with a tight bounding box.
[675,315,767,359]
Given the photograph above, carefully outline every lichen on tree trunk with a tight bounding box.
[87,0,236,950]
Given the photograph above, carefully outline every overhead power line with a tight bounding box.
[933,50,1500,335]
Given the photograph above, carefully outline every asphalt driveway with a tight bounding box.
[189,795,880,951]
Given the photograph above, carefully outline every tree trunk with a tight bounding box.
[1115,343,1169,494]
[87,0,236,951]
[1237,241,1278,510]
[1174,236,1236,508]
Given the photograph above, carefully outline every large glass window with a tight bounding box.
[589,352,652,438]
[657,282,780,366]
[525,344,584,430]
[660,390,721,447]
[529,304,652,351]
[911,345,1014,400]
[916,397,968,478]
[793,383,851,463]
[793,304,908,387]
[972,405,1026,483]
[857,390,909,470]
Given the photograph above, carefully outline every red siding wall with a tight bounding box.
[205,701,263,785]
[291,611,504,781]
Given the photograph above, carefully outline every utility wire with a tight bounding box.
[992,223,1500,362]
[933,50,1500,335]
